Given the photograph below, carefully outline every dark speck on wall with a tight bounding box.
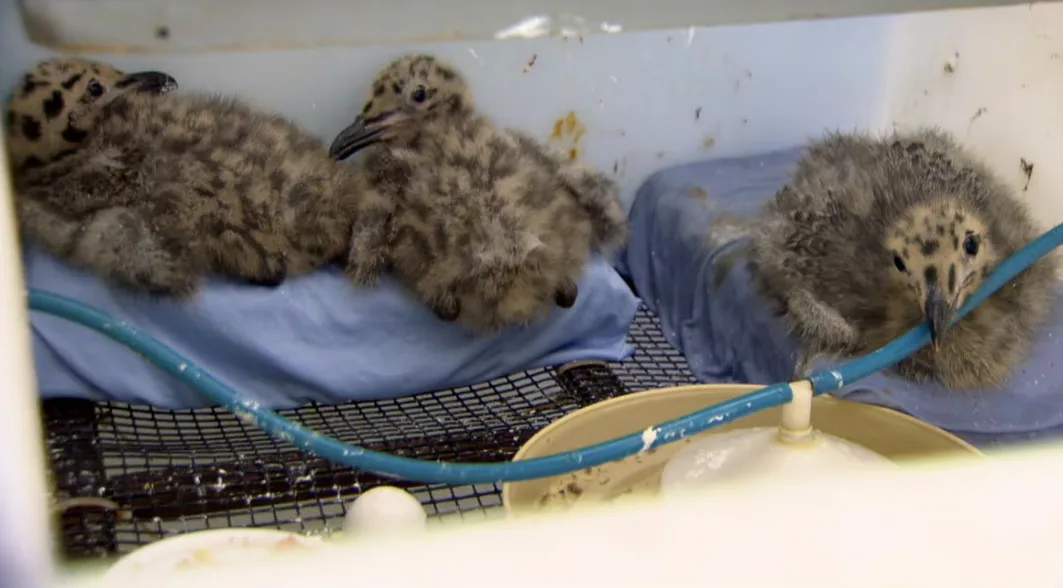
[1020,157,1035,191]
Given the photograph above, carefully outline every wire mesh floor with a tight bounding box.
[42,305,698,560]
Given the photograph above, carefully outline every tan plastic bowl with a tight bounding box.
[502,384,982,513]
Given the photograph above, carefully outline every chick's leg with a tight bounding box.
[16,148,146,213]
[18,198,199,297]
[786,289,859,353]
[428,292,461,322]
[554,279,578,308]
[344,189,396,287]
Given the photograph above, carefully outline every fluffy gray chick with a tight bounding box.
[7,57,368,298]
[326,53,628,333]
[749,128,1059,389]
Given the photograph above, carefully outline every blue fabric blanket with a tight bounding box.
[27,246,639,410]
[616,147,1063,448]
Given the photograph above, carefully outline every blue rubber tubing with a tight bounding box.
[26,221,1063,485]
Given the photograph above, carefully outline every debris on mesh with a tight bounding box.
[43,306,697,558]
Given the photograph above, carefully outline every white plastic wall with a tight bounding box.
[4,1,1063,585]
[5,2,1063,222]
[6,1,1063,227]
[12,0,1038,51]
[0,98,52,588]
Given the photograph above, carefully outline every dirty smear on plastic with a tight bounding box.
[532,437,697,510]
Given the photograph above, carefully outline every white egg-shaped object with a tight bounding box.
[342,485,428,537]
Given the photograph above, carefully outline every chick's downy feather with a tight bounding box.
[749,128,1058,389]
[354,127,592,332]
[7,58,368,297]
[331,54,628,333]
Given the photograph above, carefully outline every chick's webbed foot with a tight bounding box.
[243,271,287,288]
[241,255,288,288]
[430,295,461,322]
[140,272,200,298]
[554,280,579,308]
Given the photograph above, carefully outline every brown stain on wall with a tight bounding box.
[550,111,587,160]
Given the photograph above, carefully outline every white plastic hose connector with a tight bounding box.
[777,380,814,444]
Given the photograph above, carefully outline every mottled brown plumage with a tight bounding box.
[6,57,370,297]
[328,53,628,333]
[749,128,1059,389]
[5,57,176,173]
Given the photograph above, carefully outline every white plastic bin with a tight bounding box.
[4,1,1063,585]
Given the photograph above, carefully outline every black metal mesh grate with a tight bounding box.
[42,305,697,560]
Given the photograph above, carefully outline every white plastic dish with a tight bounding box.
[100,528,332,584]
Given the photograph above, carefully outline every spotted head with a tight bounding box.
[884,200,997,344]
[4,57,177,172]
[328,54,473,161]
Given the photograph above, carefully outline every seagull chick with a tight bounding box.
[327,53,627,332]
[6,57,369,298]
[749,128,1059,389]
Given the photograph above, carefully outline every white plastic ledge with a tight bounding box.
[17,0,1044,53]
[54,440,1063,587]
[0,117,54,587]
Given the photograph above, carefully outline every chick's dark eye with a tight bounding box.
[893,255,907,272]
[87,79,104,98]
[963,235,979,256]
[411,87,427,103]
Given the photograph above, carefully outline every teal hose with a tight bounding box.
[27,221,1063,485]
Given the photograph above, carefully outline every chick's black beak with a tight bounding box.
[117,71,178,95]
[329,115,387,161]
[924,284,956,344]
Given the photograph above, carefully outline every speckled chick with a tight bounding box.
[6,57,369,298]
[327,53,627,333]
[749,128,1059,389]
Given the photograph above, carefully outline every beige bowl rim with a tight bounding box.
[501,383,982,513]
